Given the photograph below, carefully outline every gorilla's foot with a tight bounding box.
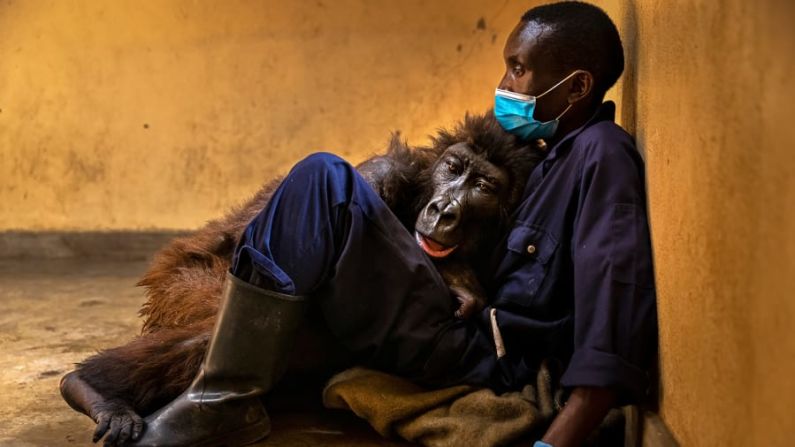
[60,371,143,445]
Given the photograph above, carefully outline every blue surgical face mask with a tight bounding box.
[494,71,579,141]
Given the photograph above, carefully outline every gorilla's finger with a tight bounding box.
[117,417,133,444]
[93,415,111,443]
[104,415,122,445]
[131,414,144,440]
[454,295,472,319]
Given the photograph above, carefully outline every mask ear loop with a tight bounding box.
[535,70,583,99]
[554,103,573,120]
[537,70,583,121]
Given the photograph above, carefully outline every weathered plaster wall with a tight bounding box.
[600,0,795,445]
[0,0,532,230]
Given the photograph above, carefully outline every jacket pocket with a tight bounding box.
[503,225,560,305]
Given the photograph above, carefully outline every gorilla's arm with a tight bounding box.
[61,321,212,444]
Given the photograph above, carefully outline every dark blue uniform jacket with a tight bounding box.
[486,101,658,402]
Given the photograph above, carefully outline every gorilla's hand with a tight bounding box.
[91,398,143,446]
[439,261,487,319]
[450,284,484,319]
[59,371,143,446]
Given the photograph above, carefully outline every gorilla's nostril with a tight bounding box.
[439,201,461,223]
[439,210,458,224]
[427,198,455,218]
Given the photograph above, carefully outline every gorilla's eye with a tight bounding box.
[475,179,495,194]
[446,159,462,175]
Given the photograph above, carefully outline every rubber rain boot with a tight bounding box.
[131,272,307,447]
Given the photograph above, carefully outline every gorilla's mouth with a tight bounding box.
[414,231,458,258]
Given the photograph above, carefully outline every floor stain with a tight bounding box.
[37,370,63,379]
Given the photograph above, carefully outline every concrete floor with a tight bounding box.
[0,259,409,446]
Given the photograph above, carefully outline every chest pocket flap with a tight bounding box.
[503,225,560,305]
[507,225,559,264]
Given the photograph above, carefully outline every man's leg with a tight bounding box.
[232,152,496,383]
[133,153,498,446]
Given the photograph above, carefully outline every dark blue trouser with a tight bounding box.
[230,153,508,388]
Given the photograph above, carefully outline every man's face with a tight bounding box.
[498,20,570,122]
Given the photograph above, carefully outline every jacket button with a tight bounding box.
[526,244,536,254]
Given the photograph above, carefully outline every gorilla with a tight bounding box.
[60,111,545,445]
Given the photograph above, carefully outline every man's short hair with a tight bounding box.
[522,1,624,99]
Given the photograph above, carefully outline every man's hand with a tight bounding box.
[540,386,616,447]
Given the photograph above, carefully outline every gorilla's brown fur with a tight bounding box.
[68,111,544,418]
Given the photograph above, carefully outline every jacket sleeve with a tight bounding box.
[559,126,658,403]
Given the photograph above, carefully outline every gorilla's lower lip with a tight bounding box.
[414,231,458,258]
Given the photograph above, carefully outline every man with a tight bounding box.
[131,2,657,446]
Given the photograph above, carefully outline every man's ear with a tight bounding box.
[568,70,594,104]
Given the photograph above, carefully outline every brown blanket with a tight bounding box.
[322,360,598,447]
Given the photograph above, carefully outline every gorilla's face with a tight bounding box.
[414,142,510,259]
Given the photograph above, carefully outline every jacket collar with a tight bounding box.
[543,101,617,163]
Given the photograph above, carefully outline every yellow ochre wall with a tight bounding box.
[600,0,795,445]
[0,0,533,230]
[2,1,795,446]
